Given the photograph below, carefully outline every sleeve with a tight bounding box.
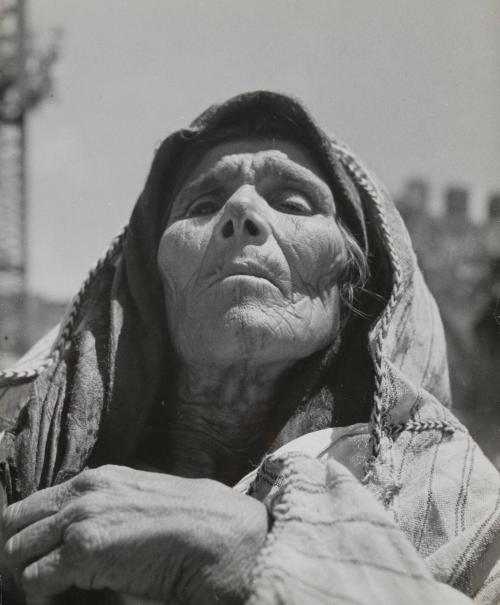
[0,333,57,605]
[247,452,489,605]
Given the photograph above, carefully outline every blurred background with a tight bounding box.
[1,1,499,465]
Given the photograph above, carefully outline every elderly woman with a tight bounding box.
[0,91,499,605]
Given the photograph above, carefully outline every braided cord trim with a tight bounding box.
[333,143,404,468]
[390,420,457,437]
[0,356,57,386]
[0,227,127,387]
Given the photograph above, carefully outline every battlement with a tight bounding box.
[397,178,500,225]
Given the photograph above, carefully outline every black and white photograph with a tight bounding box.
[0,2,499,603]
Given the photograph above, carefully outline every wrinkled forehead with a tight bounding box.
[176,137,330,191]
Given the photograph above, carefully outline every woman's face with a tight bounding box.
[158,137,349,367]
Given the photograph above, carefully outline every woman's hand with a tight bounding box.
[1,465,269,604]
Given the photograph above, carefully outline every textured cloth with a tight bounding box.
[235,398,500,604]
[0,91,499,604]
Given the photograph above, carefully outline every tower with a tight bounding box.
[0,0,57,365]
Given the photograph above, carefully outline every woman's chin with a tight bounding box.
[179,311,328,367]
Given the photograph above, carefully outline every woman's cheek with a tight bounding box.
[159,222,210,283]
[285,218,346,293]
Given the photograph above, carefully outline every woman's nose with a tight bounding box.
[214,185,271,245]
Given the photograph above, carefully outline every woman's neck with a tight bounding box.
[165,359,294,485]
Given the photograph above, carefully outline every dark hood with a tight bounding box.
[0,90,450,500]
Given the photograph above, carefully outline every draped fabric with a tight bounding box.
[234,395,500,603]
[0,91,498,604]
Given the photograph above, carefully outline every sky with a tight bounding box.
[26,0,500,300]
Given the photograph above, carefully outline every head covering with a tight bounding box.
[0,91,451,502]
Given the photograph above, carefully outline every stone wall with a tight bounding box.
[398,179,500,467]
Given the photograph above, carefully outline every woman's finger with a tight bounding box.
[2,482,71,541]
[5,512,62,571]
[21,547,74,598]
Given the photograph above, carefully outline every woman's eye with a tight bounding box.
[186,196,221,217]
[273,191,313,216]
